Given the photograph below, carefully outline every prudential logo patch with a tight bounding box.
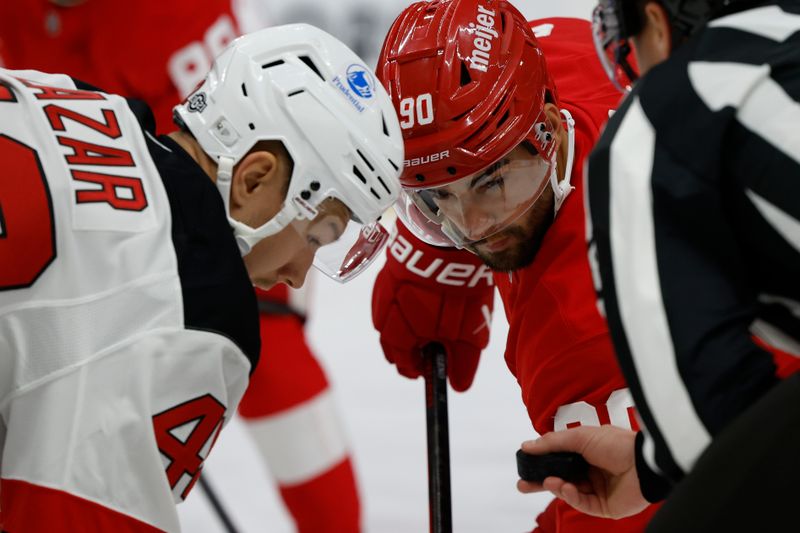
[346,65,375,99]
[332,64,375,113]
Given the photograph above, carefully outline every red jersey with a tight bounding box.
[0,0,239,133]
[494,19,658,532]
[498,17,629,439]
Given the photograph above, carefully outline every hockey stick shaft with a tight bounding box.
[199,474,241,533]
[424,342,452,533]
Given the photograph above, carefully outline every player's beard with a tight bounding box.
[466,186,555,272]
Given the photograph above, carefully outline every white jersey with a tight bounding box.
[0,68,256,532]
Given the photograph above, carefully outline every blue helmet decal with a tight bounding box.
[346,64,375,99]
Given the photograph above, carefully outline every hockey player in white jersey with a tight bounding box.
[0,24,403,533]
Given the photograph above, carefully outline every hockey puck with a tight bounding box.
[516,449,590,483]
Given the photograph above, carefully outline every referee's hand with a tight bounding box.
[517,426,648,520]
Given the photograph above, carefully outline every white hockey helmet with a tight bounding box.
[174,24,404,282]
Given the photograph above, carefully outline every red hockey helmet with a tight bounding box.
[377,0,563,247]
[377,0,558,190]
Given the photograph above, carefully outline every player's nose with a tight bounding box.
[279,247,314,289]
[452,202,495,242]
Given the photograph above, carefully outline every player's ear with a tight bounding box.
[229,150,288,224]
[232,151,278,199]
[641,1,672,65]
[542,103,563,134]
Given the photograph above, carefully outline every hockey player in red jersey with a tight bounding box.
[0,24,402,532]
[237,285,362,532]
[0,2,364,531]
[372,1,659,530]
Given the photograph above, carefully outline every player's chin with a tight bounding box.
[471,241,536,272]
[470,235,513,264]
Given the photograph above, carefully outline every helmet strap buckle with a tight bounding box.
[552,109,577,214]
[291,195,320,220]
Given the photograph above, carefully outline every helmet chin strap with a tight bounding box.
[551,108,576,215]
[215,155,300,256]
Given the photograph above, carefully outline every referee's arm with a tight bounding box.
[587,88,799,501]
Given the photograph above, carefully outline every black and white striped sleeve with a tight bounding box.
[585,2,800,501]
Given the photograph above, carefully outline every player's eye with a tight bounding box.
[481,176,505,192]
[429,189,453,201]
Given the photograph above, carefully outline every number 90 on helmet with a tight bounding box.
[376,0,560,247]
[174,24,404,282]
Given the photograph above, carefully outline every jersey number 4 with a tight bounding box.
[0,133,56,291]
[153,394,226,501]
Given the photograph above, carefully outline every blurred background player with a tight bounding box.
[372,0,660,530]
[236,285,360,532]
[0,1,363,531]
